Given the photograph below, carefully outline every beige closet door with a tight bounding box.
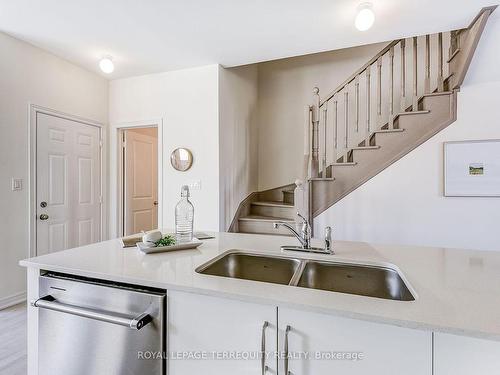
[36,113,101,255]
[123,129,158,235]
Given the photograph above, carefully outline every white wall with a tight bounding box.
[315,14,500,251]
[0,32,108,307]
[218,65,259,230]
[109,65,220,233]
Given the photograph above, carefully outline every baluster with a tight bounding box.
[412,36,419,111]
[377,57,382,127]
[388,47,395,129]
[449,30,460,58]
[333,99,338,162]
[322,107,328,176]
[344,90,349,161]
[400,39,406,112]
[355,76,360,132]
[311,87,320,177]
[365,66,371,146]
[437,32,444,92]
[424,35,431,94]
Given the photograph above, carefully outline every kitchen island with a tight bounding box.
[21,232,500,374]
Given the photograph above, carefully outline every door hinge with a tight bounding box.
[122,140,126,148]
[99,139,103,148]
[99,195,103,204]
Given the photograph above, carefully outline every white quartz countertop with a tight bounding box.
[20,232,500,340]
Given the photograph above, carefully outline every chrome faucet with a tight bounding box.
[273,212,311,249]
[273,212,333,254]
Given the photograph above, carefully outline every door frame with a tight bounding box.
[110,119,164,238]
[28,104,105,257]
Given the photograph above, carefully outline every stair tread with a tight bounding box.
[239,215,294,222]
[352,146,381,150]
[310,177,335,181]
[397,110,430,116]
[330,162,357,166]
[422,91,453,98]
[251,201,293,208]
[373,128,405,134]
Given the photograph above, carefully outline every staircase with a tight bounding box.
[229,6,495,236]
[228,184,296,235]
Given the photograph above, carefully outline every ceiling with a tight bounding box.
[0,0,496,79]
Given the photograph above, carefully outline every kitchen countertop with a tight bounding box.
[20,232,500,341]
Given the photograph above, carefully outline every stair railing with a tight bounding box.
[307,31,455,179]
[295,6,496,228]
[306,6,497,181]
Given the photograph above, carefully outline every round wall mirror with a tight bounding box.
[170,148,193,171]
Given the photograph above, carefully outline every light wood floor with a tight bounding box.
[0,303,27,375]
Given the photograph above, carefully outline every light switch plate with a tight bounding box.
[11,178,23,191]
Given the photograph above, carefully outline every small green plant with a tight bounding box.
[155,235,176,247]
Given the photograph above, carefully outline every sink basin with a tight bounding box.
[196,252,302,285]
[196,250,414,301]
[297,261,414,301]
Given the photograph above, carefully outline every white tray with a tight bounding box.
[137,239,203,254]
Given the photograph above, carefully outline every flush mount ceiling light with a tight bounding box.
[355,3,375,31]
[99,56,114,74]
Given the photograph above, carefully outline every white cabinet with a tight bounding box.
[169,291,433,375]
[278,307,432,375]
[434,333,500,375]
[168,291,277,375]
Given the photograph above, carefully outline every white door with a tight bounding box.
[36,113,101,255]
[278,306,432,375]
[123,129,158,235]
[168,291,278,375]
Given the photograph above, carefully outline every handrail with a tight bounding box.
[448,6,497,90]
[466,5,497,30]
[319,39,402,107]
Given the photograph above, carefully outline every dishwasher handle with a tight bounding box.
[31,295,153,330]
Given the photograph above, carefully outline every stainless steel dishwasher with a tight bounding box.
[32,272,166,375]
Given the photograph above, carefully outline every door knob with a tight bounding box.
[153,201,158,206]
[39,214,49,220]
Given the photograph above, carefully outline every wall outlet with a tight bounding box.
[189,180,202,190]
[11,178,23,191]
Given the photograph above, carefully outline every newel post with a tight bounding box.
[311,87,321,178]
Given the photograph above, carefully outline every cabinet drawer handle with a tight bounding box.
[284,325,291,375]
[261,321,269,374]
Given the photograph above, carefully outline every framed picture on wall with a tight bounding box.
[444,140,500,197]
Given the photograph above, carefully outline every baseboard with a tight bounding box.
[0,291,27,310]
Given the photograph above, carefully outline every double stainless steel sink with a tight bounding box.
[196,250,414,301]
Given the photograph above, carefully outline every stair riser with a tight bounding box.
[258,184,295,203]
[250,205,295,220]
[282,190,294,205]
[238,220,292,235]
